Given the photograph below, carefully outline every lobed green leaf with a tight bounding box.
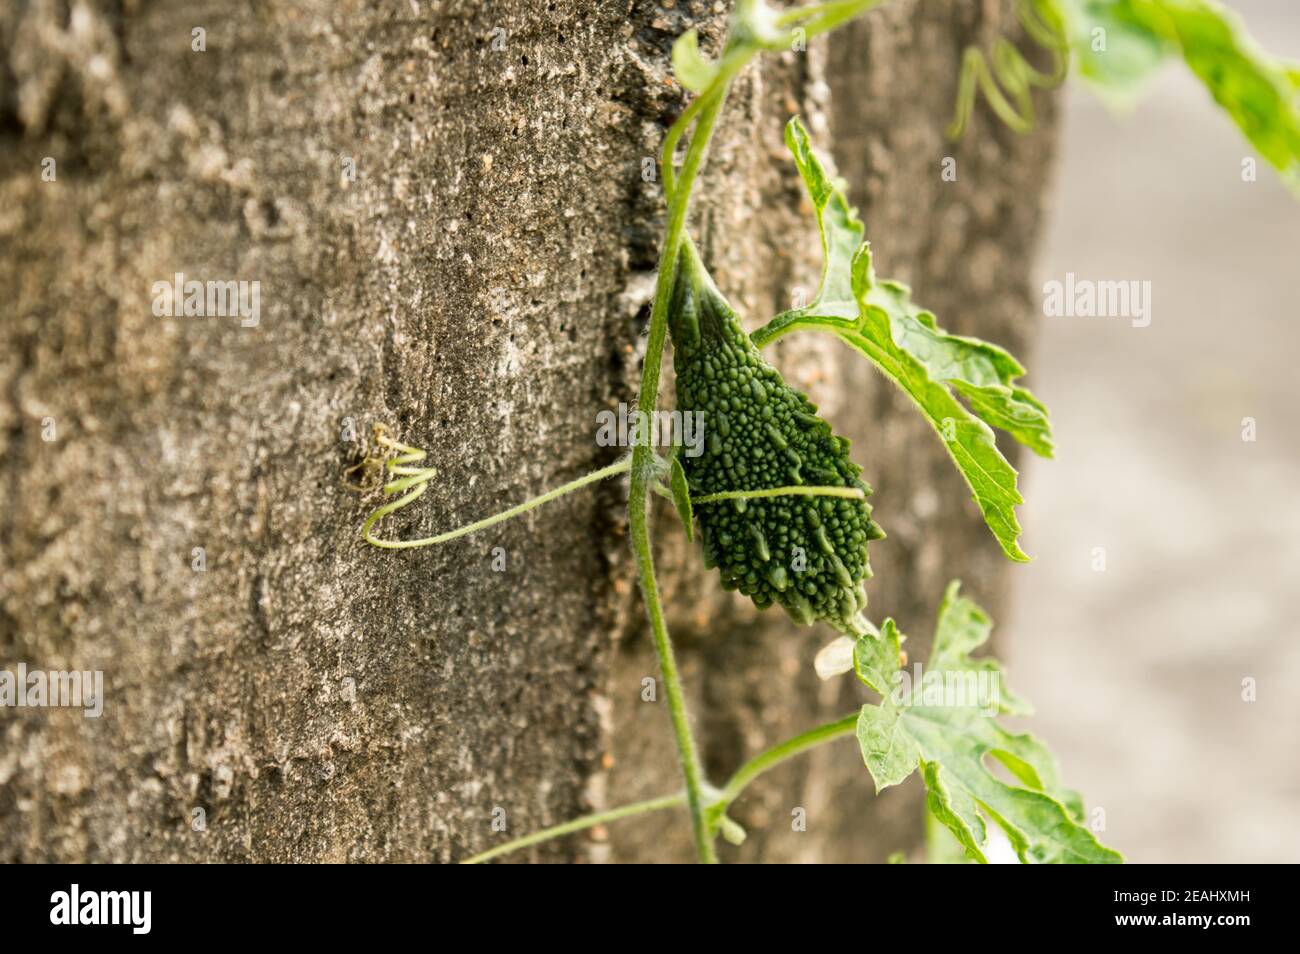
[754,118,1052,561]
[853,582,1123,864]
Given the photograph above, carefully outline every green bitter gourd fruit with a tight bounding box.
[669,237,884,636]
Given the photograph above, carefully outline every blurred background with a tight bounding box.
[1005,0,1300,863]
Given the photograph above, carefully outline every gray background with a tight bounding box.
[1004,0,1300,863]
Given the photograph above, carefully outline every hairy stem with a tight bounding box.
[782,0,885,38]
[364,457,631,549]
[459,713,860,863]
[630,86,731,865]
[718,713,858,803]
[692,485,866,504]
[458,794,685,865]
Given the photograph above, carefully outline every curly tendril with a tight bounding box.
[347,425,634,550]
[947,0,1070,139]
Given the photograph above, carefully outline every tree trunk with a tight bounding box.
[0,0,1058,862]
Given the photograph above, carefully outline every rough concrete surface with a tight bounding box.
[1,1,1059,862]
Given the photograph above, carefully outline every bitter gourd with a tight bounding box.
[669,237,884,636]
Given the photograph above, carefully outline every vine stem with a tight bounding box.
[459,713,859,863]
[364,454,631,549]
[629,86,730,864]
[718,712,857,802]
[693,485,866,504]
[459,794,685,865]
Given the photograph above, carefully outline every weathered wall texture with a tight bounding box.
[0,0,1057,862]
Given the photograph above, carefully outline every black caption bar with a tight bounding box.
[0,863,1281,941]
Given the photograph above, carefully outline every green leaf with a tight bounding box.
[852,581,1122,864]
[926,581,1032,716]
[782,118,863,320]
[754,118,1052,561]
[668,454,695,542]
[1058,0,1300,188]
[1059,0,1171,96]
[874,281,1055,460]
[671,29,719,93]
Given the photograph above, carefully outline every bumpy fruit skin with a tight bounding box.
[669,240,884,636]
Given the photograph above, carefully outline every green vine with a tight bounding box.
[350,424,632,550]
[347,0,1300,863]
[460,713,859,864]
